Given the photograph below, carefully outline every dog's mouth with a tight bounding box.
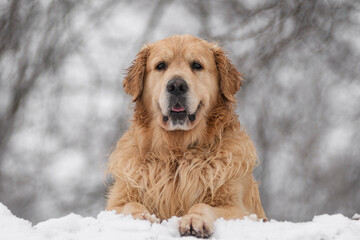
[162,102,200,124]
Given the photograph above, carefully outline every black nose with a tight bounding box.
[167,78,188,96]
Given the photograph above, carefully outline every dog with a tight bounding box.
[106,35,266,238]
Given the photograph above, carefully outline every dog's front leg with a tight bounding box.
[107,202,160,223]
[179,203,249,238]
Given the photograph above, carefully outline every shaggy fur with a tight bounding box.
[106,35,266,238]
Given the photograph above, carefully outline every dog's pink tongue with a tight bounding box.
[172,106,185,112]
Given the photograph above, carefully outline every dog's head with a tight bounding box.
[123,35,242,131]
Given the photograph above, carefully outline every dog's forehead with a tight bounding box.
[149,37,213,62]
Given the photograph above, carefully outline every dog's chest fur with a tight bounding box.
[133,148,237,219]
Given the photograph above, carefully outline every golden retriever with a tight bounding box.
[106,35,266,238]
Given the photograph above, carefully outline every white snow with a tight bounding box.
[0,203,359,240]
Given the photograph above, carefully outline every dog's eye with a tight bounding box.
[191,61,203,70]
[155,62,167,71]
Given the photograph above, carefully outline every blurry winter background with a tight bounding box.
[0,0,359,224]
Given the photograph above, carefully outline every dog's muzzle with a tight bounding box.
[162,78,197,126]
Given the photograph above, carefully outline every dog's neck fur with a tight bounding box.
[132,97,237,158]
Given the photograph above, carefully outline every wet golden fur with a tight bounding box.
[106,35,266,237]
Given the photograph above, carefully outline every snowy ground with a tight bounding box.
[0,203,359,240]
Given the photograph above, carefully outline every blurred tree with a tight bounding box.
[0,0,80,183]
[0,0,87,220]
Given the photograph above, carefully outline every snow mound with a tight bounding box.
[0,203,359,240]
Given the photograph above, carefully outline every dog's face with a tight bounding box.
[143,37,219,130]
[123,35,242,131]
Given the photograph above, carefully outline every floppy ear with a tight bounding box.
[211,45,243,103]
[123,45,150,102]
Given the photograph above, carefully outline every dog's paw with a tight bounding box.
[132,212,160,224]
[179,213,214,238]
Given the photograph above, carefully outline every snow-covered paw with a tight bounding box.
[133,212,160,224]
[179,213,214,238]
